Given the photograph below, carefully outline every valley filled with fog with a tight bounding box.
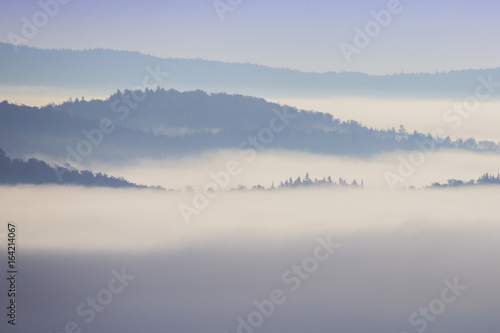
[1,180,499,332]
[267,97,500,143]
[2,86,500,332]
[2,87,500,333]
[88,149,500,190]
[2,11,500,330]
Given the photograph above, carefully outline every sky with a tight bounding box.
[1,0,500,75]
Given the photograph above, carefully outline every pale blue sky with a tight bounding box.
[1,0,499,74]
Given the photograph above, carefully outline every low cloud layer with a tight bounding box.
[0,182,499,332]
[268,97,500,143]
[87,149,500,191]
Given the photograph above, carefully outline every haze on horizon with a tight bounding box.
[1,0,500,75]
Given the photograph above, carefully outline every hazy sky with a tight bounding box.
[1,0,499,74]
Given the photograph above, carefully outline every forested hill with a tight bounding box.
[1,89,499,163]
[2,43,500,98]
[0,148,161,189]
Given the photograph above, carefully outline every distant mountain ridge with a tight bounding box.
[1,43,500,98]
